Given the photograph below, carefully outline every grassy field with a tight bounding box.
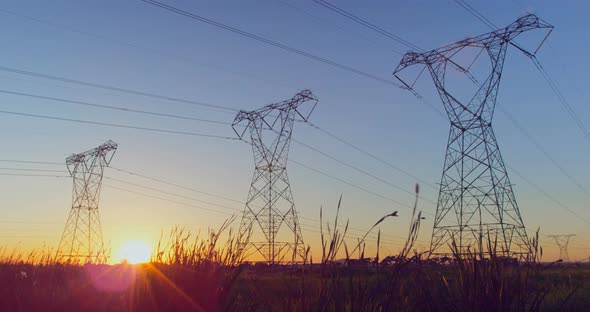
[1,200,588,311]
[1,258,588,311]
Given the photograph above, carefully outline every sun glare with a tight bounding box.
[117,240,152,264]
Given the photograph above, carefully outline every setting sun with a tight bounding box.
[116,240,152,264]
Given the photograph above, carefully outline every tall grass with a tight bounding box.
[0,188,586,311]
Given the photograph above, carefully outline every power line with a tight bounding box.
[105,175,243,214]
[0,65,238,112]
[312,0,423,52]
[288,157,434,217]
[0,89,232,126]
[0,7,295,94]
[306,1,445,117]
[273,0,400,54]
[0,109,239,140]
[104,178,415,246]
[143,0,445,117]
[0,167,67,173]
[108,165,426,244]
[0,173,69,178]
[107,181,407,245]
[0,160,62,165]
[109,166,244,205]
[141,0,401,87]
[507,164,590,225]
[498,105,590,197]
[103,183,237,218]
[453,0,497,29]
[303,121,438,191]
[290,136,437,204]
[530,57,590,143]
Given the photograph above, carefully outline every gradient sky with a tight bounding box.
[0,0,588,262]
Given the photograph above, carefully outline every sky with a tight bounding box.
[0,0,588,262]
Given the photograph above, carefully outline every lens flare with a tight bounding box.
[117,240,152,264]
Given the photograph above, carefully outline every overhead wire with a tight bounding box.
[453,0,497,29]
[530,57,590,143]
[289,136,437,204]
[273,0,401,54]
[506,164,590,225]
[0,173,69,178]
[103,181,416,247]
[288,157,434,217]
[309,0,445,117]
[0,89,233,126]
[302,120,439,191]
[108,165,429,243]
[0,167,67,173]
[498,105,590,197]
[0,7,296,93]
[0,109,239,140]
[0,160,62,165]
[312,0,423,52]
[0,65,238,112]
[140,0,401,88]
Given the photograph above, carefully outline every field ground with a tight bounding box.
[1,262,588,311]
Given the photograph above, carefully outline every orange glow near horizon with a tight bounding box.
[116,240,152,264]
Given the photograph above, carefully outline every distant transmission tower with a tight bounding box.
[56,140,118,263]
[394,15,553,258]
[233,90,318,264]
[548,234,575,262]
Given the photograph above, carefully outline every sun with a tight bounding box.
[117,240,152,264]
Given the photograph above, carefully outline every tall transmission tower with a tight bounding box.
[393,15,553,258]
[56,140,118,263]
[547,234,576,262]
[233,90,318,264]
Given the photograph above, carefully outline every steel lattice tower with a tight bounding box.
[56,140,117,263]
[394,15,553,258]
[548,234,575,262]
[233,90,318,264]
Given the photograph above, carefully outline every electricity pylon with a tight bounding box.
[233,90,317,264]
[548,234,575,262]
[56,140,117,263]
[394,15,553,258]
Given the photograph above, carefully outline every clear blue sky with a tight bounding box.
[0,0,588,261]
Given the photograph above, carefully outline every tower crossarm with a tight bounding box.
[393,14,553,86]
[66,140,118,175]
[231,90,318,139]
